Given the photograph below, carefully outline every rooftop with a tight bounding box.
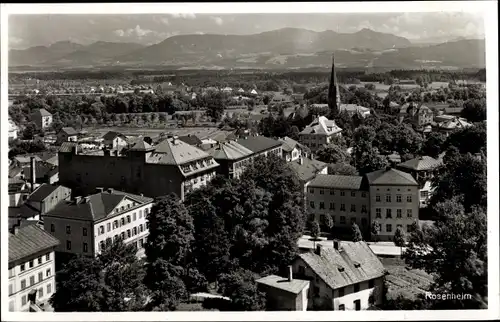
[299,116,342,136]
[298,242,385,290]
[60,127,78,136]
[102,131,128,141]
[9,225,60,263]
[28,184,61,202]
[397,156,443,171]
[365,168,418,186]
[33,108,52,117]
[236,135,282,154]
[308,174,363,190]
[257,274,310,295]
[178,134,203,146]
[289,158,328,183]
[22,162,59,181]
[207,140,254,161]
[279,136,310,153]
[148,137,214,165]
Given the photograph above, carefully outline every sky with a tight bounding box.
[8,12,485,49]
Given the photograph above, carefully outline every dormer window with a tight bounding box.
[338,267,345,272]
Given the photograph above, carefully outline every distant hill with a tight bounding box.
[8,29,485,69]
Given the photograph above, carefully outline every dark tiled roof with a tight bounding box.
[9,166,23,178]
[59,142,77,153]
[22,162,58,181]
[128,139,154,151]
[14,155,43,164]
[149,137,213,165]
[9,225,60,263]
[444,107,463,114]
[207,140,253,160]
[297,242,385,290]
[28,184,60,202]
[9,204,40,219]
[178,134,203,146]
[397,156,442,171]
[257,275,310,294]
[33,108,52,117]
[309,174,363,190]
[60,127,78,136]
[289,158,328,182]
[45,190,153,222]
[365,168,418,186]
[236,136,282,153]
[102,131,127,141]
[279,137,310,153]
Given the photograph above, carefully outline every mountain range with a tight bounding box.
[8,28,486,69]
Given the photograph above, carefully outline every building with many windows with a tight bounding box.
[298,116,343,153]
[43,188,154,257]
[8,224,59,312]
[30,108,53,130]
[279,136,311,162]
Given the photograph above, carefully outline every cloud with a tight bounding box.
[114,25,153,38]
[210,16,224,26]
[9,36,24,48]
[170,13,196,19]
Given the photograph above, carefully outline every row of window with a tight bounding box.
[375,195,413,203]
[19,283,52,307]
[98,224,147,251]
[18,268,52,294]
[18,253,51,274]
[308,188,367,198]
[318,214,368,226]
[98,209,150,235]
[375,208,413,218]
[385,224,412,233]
[310,201,368,213]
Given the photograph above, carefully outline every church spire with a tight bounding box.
[328,54,341,116]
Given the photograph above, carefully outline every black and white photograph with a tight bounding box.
[1,2,498,320]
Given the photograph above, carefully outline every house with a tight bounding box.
[289,157,329,200]
[250,89,258,95]
[44,188,153,257]
[238,88,245,93]
[58,136,219,200]
[57,127,78,144]
[43,135,57,145]
[365,167,419,240]
[292,93,305,104]
[30,108,52,129]
[222,87,233,93]
[292,242,385,310]
[340,104,371,118]
[8,224,59,312]
[22,160,59,185]
[396,156,443,207]
[437,117,472,135]
[257,267,310,311]
[298,116,343,153]
[24,184,72,215]
[42,154,58,167]
[279,136,311,162]
[236,135,283,159]
[178,134,203,147]
[269,93,293,107]
[306,174,370,232]
[407,104,434,127]
[13,155,43,167]
[206,140,254,179]
[102,131,129,149]
[9,178,29,207]
[9,119,19,141]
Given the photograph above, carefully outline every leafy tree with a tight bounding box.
[393,226,406,254]
[351,223,363,242]
[316,144,350,164]
[421,132,447,158]
[461,98,486,122]
[22,122,37,140]
[218,269,266,311]
[323,213,334,235]
[404,198,487,309]
[144,259,187,311]
[328,162,358,176]
[310,220,320,242]
[445,123,486,155]
[371,220,381,242]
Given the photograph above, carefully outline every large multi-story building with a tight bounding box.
[306,174,370,232]
[365,168,419,240]
[30,108,53,130]
[8,224,59,312]
[206,140,254,179]
[236,135,283,159]
[298,116,343,153]
[43,189,154,257]
[279,136,311,162]
[58,136,219,200]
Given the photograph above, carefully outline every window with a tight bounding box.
[9,284,14,295]
[47,283,52,294]
[50,224,55,232]
[407,209,413,218]
[133,213,137,221]
[338,304,345,311]
[21,264,25,272]
[38,257,42,264]
[309,201,315,209]
[340,216,346,224]
[329,202,335,210]
[21,279,27,289]
[127,229,131,238]
[396,195,402,202]
[354,283,360,292]
[83,228,87,236]
[350,204,356,212]
[83,243,88,253]
[140,224,144,232]
[339,287,345,297]
[22,295,27,306]
[407,224,413,233]
[386,209,392,218]
[386,224,392,233]
[139,210,143,218]
[38,272,43,282]
[375,195,381,202]
[30,276,35,286]
[340,204,346,211]
[99,225,104,235]
[133,227,137,235]
[320,189,324,195]
[46,253,50,261]
[46,268,51,277]
[330,189,334,195]
[340,191,345,197]
[121,218,125,226]
[139,239,144,248]
[107,223,111,232]
[319,202,325,210]
[113,220,118,229]
[39,287,44,298]
[29,260,34,268]
[127,215,131,223]
[421,191,429,198]
[66,225,71,234]
[100,241,105,251]
[121,232,125,239]
[376,208,381,218]
[386,195,391,202]
[66,240,72,250]
[361,205,367,213]
[309,188,314,194]
[106,238,112,245]
[351,191,356,197]
[369,280,374,288]
[407,195,412,202]
[361,192,367,198]
[397,209,402,218]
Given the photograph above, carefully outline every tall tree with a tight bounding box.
[461,98,486,122]
[421,132,447,158]
[393,226,406,254]
[351,223,363,242]
[371,220,381,242]
[323,213,334,235]
[218,269,266,311]
[316,144,350,164]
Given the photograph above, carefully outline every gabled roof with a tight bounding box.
[59,142,77,153]
[28,184,61,202]
[299,116,342,136]
[14,155,43,164]
[365,168,418,186]
[22,162,58,180]
[257,275,310,295]
[279,137,310,153]
[297,242,385,290]
[341,104,370,113]
[236,136,282,154]
[60,127,78,136]
[9,204,40,219]
[309,174,364,190]
[102,131,127,141]
[148,137,213,165]
[438,118,472,130]
[178,134,203,146]
[32,108,52,117]
[398,156,443,171]
[128,139,154,151]
[9,225,60,263]
[45,190,153,222]
[289,158,328,183]
[207,140,254,160]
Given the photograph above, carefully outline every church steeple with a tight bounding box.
[328,54,341,116]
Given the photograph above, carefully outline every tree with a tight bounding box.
[310,220,321,247]
[421,132,447,158]
[328,162,358,176]
[316,144,350,164]
[218,270,266,311]
[323,213,334,236]
[144,259,187,311]
[371,220,381,242]
[461,98,486,122]
[445,123,486,155]
[22,122,37,140]
[351,223,363,242]
[393,226,406,254]
[404,198,487,309]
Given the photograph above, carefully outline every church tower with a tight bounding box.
[328,54,341,116]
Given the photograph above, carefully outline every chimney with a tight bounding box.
[315,244,323,256]
[333,239,340,250]
[107,188,114,194]
[74,196,82,203]
[96,187,104,193]
[13,218,22,235]
[84,196,90,203]
[30,157,36,192]
[298,156,304,165]
[172,136,178,144]
[103,148,110,156]
[288,265,293,282]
